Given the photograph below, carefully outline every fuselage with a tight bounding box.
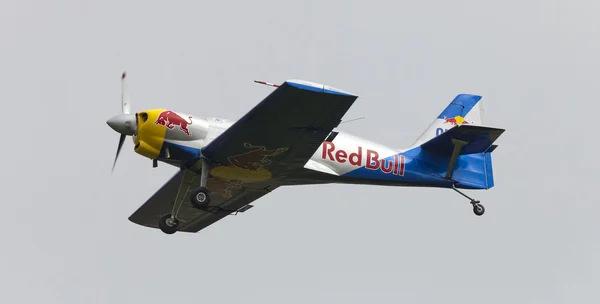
[132,109,459,189]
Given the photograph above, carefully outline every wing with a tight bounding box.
[128,169,273,233]
[129,80,358,233]
[201,79,359,177]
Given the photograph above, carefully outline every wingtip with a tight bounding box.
[285,79,358,97]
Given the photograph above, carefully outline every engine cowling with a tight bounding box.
[133,109,167,160]
[133,109,209,160]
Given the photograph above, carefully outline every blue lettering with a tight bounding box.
[436,128,450,136]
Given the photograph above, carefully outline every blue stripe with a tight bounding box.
[160,141,201,163]
[436,94,481,119]
[340,150,453,187]
[286,81,356,97]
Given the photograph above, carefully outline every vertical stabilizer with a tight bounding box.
[412,94,484,148]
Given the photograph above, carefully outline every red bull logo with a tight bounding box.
[208,179,243,198]
[443,115,469,126]
[322,141,405,176]
[227,143,288,172]
[155,110,193,136]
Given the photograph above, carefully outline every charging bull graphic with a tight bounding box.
[155,111,193,136]
[208,179,243,198]
[227,143,288,172]
[443,115,469,126]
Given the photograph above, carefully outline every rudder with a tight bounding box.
[451,148,496,189]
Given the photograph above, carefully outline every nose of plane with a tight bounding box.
[106,114,137,136]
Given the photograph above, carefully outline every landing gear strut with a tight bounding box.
[157,158,213,234]
[452,185,485,216]
[189,158,211,209]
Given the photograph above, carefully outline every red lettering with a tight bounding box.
[399,155,405,176]
[322,141,335,160]
[393,155,399,175]
[349,147,362,166]
[335,150,347,163]
[366,150,379,169]
[381,158,393,173]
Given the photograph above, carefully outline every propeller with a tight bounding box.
[112,133,127,172]
[107,71,137,173]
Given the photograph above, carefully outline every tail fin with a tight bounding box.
[412,94,484,148]
[408,94,504,190]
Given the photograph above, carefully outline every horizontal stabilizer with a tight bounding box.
[487,144,499,153]
[421,125,505,157]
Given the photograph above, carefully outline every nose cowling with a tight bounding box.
[106,114,137,136]
[132,109,168,160]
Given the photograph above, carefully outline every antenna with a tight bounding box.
[254,80,280,88]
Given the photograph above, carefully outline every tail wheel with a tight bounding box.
[473,203,485,216]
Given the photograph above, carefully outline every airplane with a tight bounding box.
[107,72,505,235]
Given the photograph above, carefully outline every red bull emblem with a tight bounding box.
[227,143,288,171]
[155,110,193,136]
[443,115,469,126]
[208,179,243,198]
[322,141,405,176]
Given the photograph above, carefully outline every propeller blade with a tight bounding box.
[112,134,126,173]
[122,71,131,115]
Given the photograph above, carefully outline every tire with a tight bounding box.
[158,214,179,234]
[473,204,485,216]
[190,187,211,209]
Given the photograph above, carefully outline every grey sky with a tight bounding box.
[2,0,599,303]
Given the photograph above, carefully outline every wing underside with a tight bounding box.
[201,80,359,177]
[128,169,273,233]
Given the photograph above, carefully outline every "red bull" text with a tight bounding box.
[155,110,193,136]
[322,141,405,176]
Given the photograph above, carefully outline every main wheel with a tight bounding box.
[158,214,179,234]
[190,187,211,209]
[473,203,485,216]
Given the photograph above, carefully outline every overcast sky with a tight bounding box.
[2,0,599,303]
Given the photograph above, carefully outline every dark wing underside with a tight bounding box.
[201,80,359,178]
[128,169,273,233]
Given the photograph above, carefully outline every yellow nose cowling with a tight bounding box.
[134,109,167,160]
